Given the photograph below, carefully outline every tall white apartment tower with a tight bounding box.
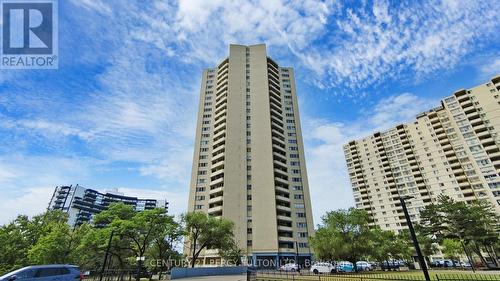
[344,75,500,232]
[187,44,314,266]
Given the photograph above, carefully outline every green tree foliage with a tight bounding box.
[419,195,499,268]
[0,203,187,276]
[0,210,72,275]
[183,212,236,268]
[370,228,413,263]
[310,208,389,269]
[147,215,183,279]
[441,238,462,264]
[219,240,244,266]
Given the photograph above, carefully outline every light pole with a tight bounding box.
[399,196,430,281]
[295,241,299,266]
[99,229,115,281]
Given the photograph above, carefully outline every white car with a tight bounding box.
[311,262,335,274]
[279,263,300,272]
[356,261,373,271]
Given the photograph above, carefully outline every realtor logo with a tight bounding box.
[1,0,58,69]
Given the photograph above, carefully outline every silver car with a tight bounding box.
[0,265,82,281]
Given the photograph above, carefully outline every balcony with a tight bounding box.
[276,204,291,212]
[277,215,292,222]
[278,236,294,243]
[208,205,223,215]
[209,186,223,194]
[275,176,289,185]
[275,186,290,194]
[210,176,224,186]
[276,194,290,203]
[209,195,223,204]
[277,225,293,232]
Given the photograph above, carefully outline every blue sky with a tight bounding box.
[1,0,499,225]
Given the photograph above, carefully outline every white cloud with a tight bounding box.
[478,58,500,80]
[122,0,499,91]
[304,93,437,225]
[71,0,112,15]
[0,187,54,224]
[1,0,499,225]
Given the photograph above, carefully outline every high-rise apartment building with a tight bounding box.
[48,185,169,227]
[344,75,500,232]
[187,44,314,266]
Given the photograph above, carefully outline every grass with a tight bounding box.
[255,270,500,281]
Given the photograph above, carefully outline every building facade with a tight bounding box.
[48,184,169,227]
[344,75,500,232]
[187,44,314,266]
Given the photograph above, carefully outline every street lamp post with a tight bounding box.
[399,196,430,281]
[99,229,115,281]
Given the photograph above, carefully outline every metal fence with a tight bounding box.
[83,270,139,281]
[255,271,500,281]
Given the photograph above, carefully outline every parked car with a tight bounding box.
[381,261,400,271]
[279,263,300,272]
[460,261,472,268]
[0,265,82,281]
[356,261,373,271]
[311,262,335,274]
[430,260,441,267]
[432,259,459,268]
[336,261,354,273]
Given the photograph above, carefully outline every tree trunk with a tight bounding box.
[473,242,490,268]
[484,244,498,268]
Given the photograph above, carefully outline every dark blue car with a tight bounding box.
[0,265,82,281]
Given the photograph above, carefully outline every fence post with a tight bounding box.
[435,274,439,281]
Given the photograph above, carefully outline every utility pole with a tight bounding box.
[295,241,299,266]
[99,229,115,281]
[399,196,430,281]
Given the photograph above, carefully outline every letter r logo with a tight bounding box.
[2,1,53,54]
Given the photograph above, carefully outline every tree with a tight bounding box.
[219,240,244,266]
[0,210,71,275]
[419,195,499,268]
[441,238,462,266]
[148,215,183,280]
[28,222,72,264]
[309,208,374,270]
[309,226,341,261]
[183,212,236,268]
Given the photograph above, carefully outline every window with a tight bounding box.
[15,269,36,280]
[294,194,303,199]
[297,222,307,228]
[195,205,203,210]
[36,268,69,278]
[298,232,308,238]
[296,212,306,218]
[294,203,304,209]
